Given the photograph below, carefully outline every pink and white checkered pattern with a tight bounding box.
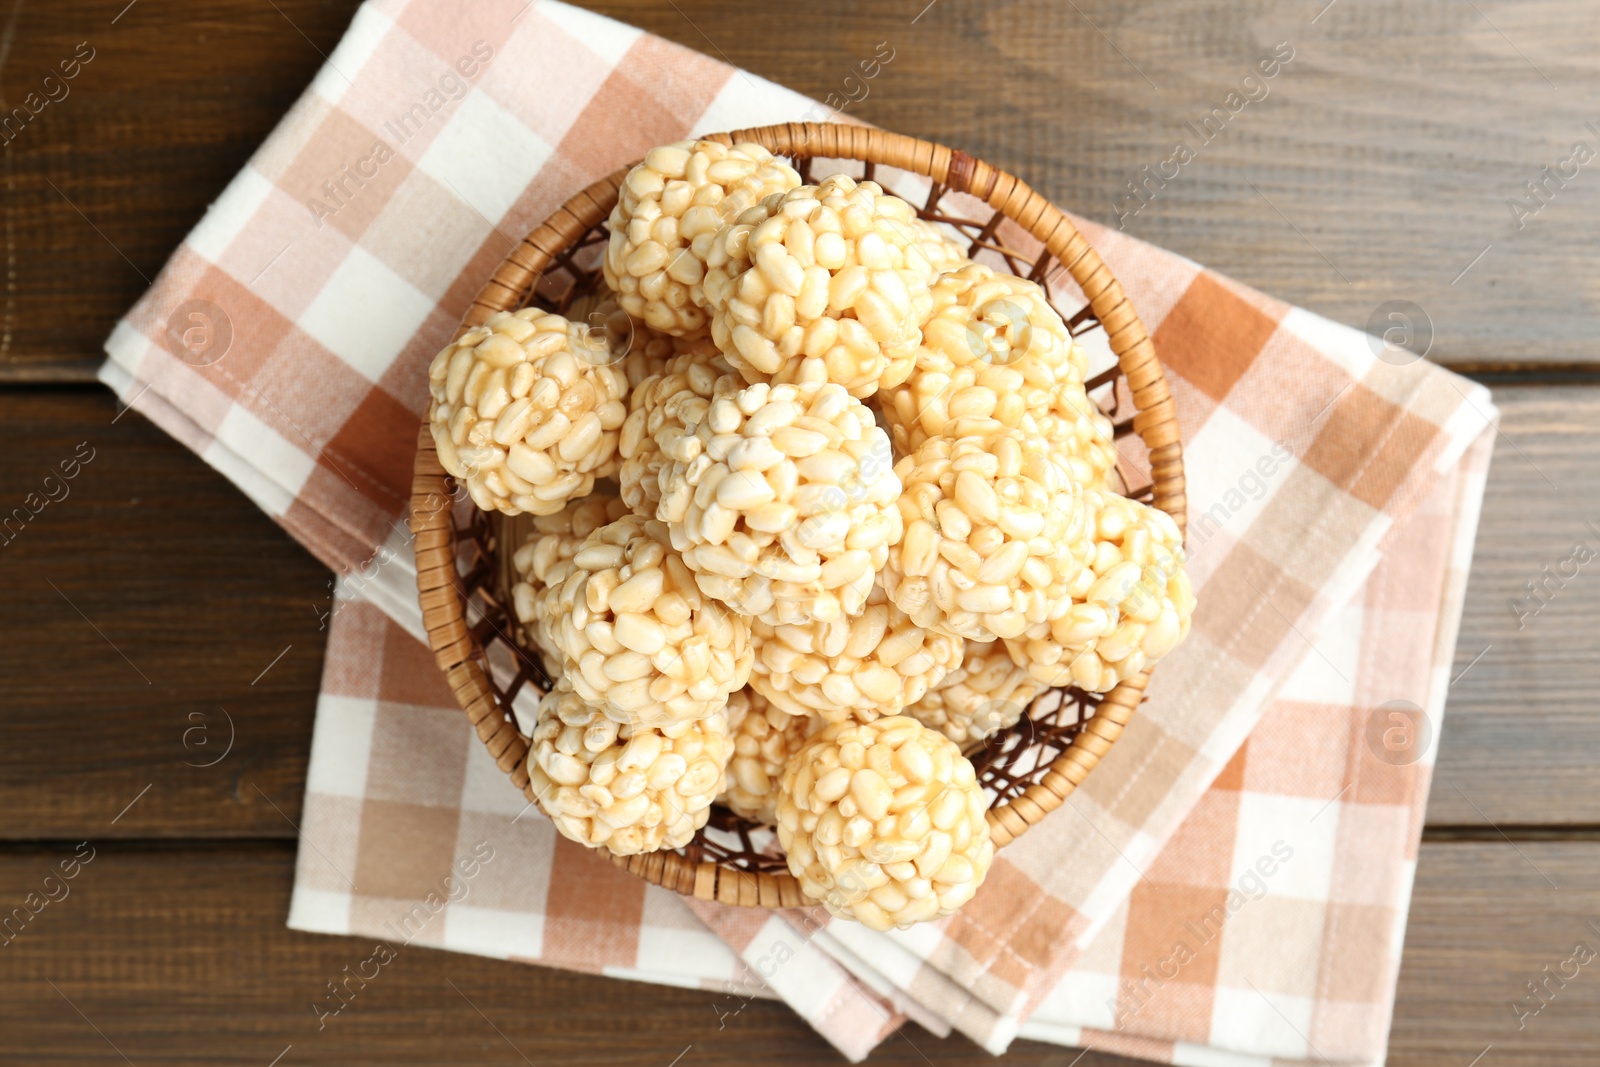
[98,2,1497,1061]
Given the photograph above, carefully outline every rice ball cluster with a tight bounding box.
[719,688,816,825]
[594,299,676,388]
[444,140,1195,930]
[427,309,630,516]
[911,218,972,275]
[510,492,632,657]
[702,174,936,398]
[1005,488,1196,693]
[617,338,735,512]
[604,140,802,336]
[880,264,1118,488]
[905,640,1047,746]
[882,418,1094,642]
[749,578,964,721]
[538,514,753,727]
[777,716,994,930]
[657,379,903,626]
[527,681,731,855]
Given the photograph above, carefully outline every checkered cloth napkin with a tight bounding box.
[96,1,1499,1062]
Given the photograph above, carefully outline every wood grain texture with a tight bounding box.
[0,840,1590,1066]
[1428,383,1600,827]
[1391,841,1600,1066]
[0,389,328,838]
[5,0,1600,377]
[0,0,363,380]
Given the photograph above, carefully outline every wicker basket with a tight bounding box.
[410,123,1185,909]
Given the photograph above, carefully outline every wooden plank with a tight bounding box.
[8,0,1600,379]
[1429,383,1600,826]
[3,383,1596,834]
[0,839,1589,1065]
[0,0,362,381]
[0,388,328,838]
[1392,840,1600,1066]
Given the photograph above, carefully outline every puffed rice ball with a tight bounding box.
[905,640,1046,746]
[604,140,802,336]
[880,264,1118,489]
[1005,488,1195,693]
[911,218,971,274]
[582,298,675,389]
[617,338,737,513]
[560,291,664,377]
[719,688,815,825]
[541,514,753,727]
[777,716,994,930]
[882,418,1092,642]
[702,174,936,398]
[510,492,632,660]
[749,577,963,722]
[527,680,731,856]
[1031,385,1120,491]
[428,309,629,516]
[657,379,903,626]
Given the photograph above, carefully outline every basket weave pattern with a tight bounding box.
[410,123,1185,908]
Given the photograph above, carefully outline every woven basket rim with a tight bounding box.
[409,122,1187,909]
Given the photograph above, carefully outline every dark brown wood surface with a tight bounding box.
[2,0,1598,1064]
[0,389,327,840]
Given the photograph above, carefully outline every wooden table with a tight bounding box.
[3,1,1597,1062]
